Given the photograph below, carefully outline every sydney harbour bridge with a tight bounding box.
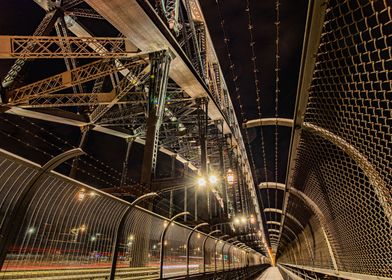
[0,0,390,279]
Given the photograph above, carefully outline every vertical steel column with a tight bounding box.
[170,154,177,177]
[218,122,229,218]
[228,136,237,214]
[202,229,221,273]
[184,184,188,222]
[159,212,190,279]
[141,50,172,189]
[186,223,208,276]
[169,190,174,218]
[120,138,134,187]
[195,189,198,222]
[235,155,243,213]
[0,148,84,269]
[109,193,158,280]
[196,98,208,220]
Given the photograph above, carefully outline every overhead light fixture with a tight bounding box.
[197,177,207,187]
[209,175,218,184]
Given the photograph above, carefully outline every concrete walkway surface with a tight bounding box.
[256,267,284,280]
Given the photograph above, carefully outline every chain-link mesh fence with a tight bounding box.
[278,0,391,278]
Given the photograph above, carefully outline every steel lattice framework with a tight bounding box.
[0,0,390,278]
[0,36,140,59]
[0,0,266,257]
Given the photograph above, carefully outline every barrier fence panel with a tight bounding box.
[116,207,165,276]
[0,149,264,279]
[188,231,203,274]
[204,238,215,272]
[215,241,224,271]
[0,155,38,233]
[162,223,189,278]
[278,0,392,278]
[222,243,230,270]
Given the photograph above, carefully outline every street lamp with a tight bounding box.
[226,169,235,185]
[197,177,207,187]
[208,174,218,184]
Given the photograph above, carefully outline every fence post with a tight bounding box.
[186,223,208,276]
[228,241,240,270]
[213,235,229,273]
[202,229,221,273]
[109,192,158,280]
[159,212,190,279]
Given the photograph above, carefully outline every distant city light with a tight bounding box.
[77,189,86,201]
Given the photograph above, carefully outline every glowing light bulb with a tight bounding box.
[197,177,206,187]
[209,175,218,184]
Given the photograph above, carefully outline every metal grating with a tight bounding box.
[279,0,392,277]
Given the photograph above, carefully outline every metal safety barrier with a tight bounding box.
[0,148,264,279]
[277,0,391,279]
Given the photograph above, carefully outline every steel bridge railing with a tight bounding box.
[0,148,265,279]
[277,0,392,279]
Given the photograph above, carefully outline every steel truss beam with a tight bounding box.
[1,9,61,89]
[6,58,147,104]
[19,93,145,108]
[65,8,105,20]
[90,65,150,123]
[0,35,142,59]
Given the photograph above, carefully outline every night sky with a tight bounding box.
[199,0,308,183]
[0,0,308,187]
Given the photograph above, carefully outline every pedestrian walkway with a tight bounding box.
[257,267,283,280]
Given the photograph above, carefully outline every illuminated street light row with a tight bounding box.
[196,168,236,188]
[232,214,256,226]
[197,174,219,187]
